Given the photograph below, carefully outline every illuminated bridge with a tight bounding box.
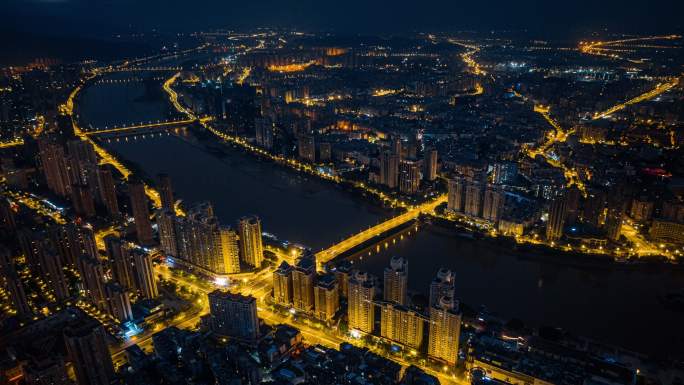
[315,194,447,270]
[103,66,183,73]
[82,118,210,137]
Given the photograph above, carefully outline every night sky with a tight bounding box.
[4,0,684,37]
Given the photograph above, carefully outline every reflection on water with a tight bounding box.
[104,134,388,251]
[352,225,684,357]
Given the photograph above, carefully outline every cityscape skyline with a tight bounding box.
[0,4,683,384]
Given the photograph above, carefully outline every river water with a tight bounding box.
[78,71,684,358]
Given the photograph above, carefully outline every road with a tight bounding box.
[592,78,680,120]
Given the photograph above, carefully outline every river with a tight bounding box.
[78,70,684,358]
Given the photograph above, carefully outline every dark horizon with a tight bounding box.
[4,0,684,38]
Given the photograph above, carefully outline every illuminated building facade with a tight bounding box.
[428,296,461,366]
[380,302,424,349]
[314,274,339,321]
[292,257,316,313]
[348,271,376,334]
[383,256,408,305]
[273,261,293,306]
[239,215,264,269]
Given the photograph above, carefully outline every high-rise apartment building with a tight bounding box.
[157,173,174,211]
[464,181,484,217]
[131,249,158,299]
[63,316,115,385]
[96,165,120,219]
[429,268,455,308]
[427,296,461,366]
[447,178,466,213]
[239,215,264,269]
[348,271,376,334]
[292,257,316,313]
[298,134,316,162]
[37,137,72,198]
[380,151,400,189]
[399,160,421,195]
[156,209,178,256]
[104,282,133,323]
[383,256,408,305]
[423,149,438,181]
[160,202,240,275]
[546,194,567,242]
[482,185,504,223]
[128,178,154,246]
[208,290,259,342]
[313,274,339,321]
[380,303,424,349]
[273,261,293,306]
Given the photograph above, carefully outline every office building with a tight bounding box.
[208,290,259,342]
[423,149,438,181]
[348,271,376,334]
[63,316,115,385]
[273,261,294,306]
[383,256,408,305]
[314,274,339,321]
[380,150,400,189]
[128,178,154,246]
[380,303,424,349]
[158,173,174,211]
[399,160,421,195]
[429,268,455,308]
[292,257,316,313]
[428,296,461,366]
[239,215,264,269]
[546,194,567,242]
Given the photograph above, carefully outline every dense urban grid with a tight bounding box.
[0,27,683,385]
